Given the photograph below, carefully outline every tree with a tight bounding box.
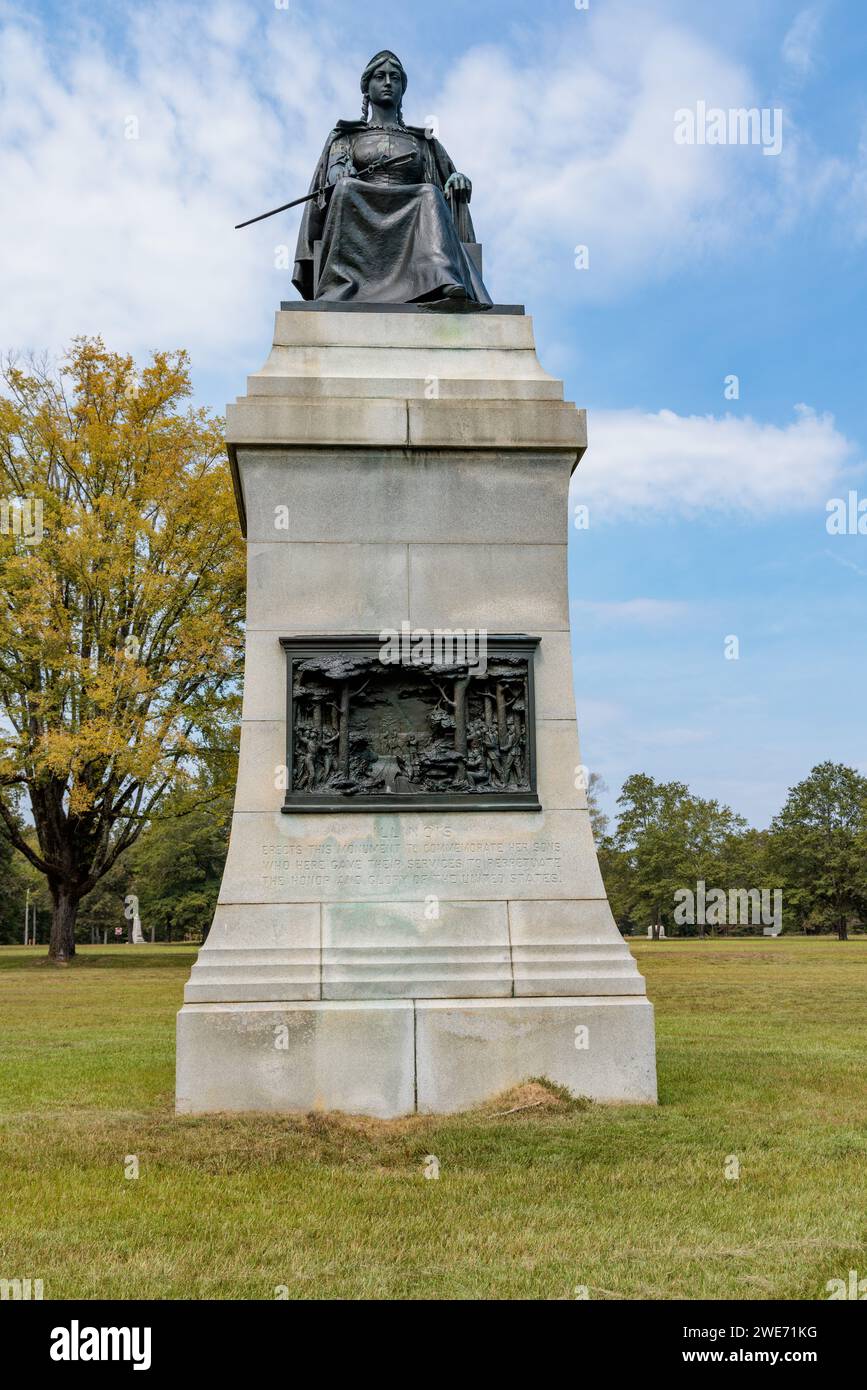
[586,771,609,844]
[611,773,746,936]
[75,855,132,943]
[768,761,867,940]
[0,339,244,961]
[0,824,33,944]
[125,785,233,942]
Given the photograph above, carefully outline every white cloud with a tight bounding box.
[434,14,776,303]
[571,598,694,625]
[782,7,824,75]
[0,0,831,364]
[571,404,858,519]
[0,2,355,366]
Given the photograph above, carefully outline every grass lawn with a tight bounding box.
[0,937,865,1300]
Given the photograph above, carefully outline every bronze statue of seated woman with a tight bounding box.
[293,50,492,310]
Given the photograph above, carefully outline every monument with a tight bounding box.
[176,51,657,1116]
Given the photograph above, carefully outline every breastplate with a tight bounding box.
[352,129,425,184]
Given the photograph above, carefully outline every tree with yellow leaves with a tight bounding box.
[0,338,244,961]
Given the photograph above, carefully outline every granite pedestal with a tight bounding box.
[176,305,657,1116]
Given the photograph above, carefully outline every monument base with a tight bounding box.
[176,306,658,1118]
[176,996,657,1118]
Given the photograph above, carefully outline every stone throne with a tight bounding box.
[175,302,657,1117]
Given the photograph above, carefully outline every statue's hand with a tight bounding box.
[329,163,358,184]
[445,172,472,199]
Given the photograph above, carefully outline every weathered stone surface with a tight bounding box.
[177,997,655,1117]
[216,808,607,904]
[183,904,320,1003]
[408,544,568,631]
[415,997,658,1110]
[322,900,511,999]
[228,305,585,457]
[177,1000,415,1116]
[227,395,408,449]
[269,308,541,351]
[535,721,586,810]
[508,897,623,946]
[533,631,578,721]
[240,631,286,721]
[406,399,582,451]
[177,306,656,1115]
[246,542,408,632]
[232,720,284,814]
[248,374,563,401]
[239,449,569,546]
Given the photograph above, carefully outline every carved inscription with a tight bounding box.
[261,832,563,893]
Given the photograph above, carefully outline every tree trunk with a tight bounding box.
[48,885,79,961]
[495,682,507,745]
[453,675,470,785]
[838,916,848,941]
[453,676,470,759]
[338,684,350,776]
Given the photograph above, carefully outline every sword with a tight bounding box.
[234,152,417,229]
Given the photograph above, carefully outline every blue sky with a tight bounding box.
[2,0,866,826]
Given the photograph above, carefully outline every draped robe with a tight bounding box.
[292,122,492,307]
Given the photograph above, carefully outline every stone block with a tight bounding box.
[238,449,568,547]
[407,399,583,451]
[533,631,577,720]
[408,543,568,631]
[217,808,607,905]
[535,720,586,810]
[415,997,657,1110]
[270,308,539,351]
[176,1000,415,1117]
[322,900,510,999]
[246,542,408,632]
[183,904,320,1003]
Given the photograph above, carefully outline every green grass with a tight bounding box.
[0,938,865,1300]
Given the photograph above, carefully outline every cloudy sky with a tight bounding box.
[2,0,866,826]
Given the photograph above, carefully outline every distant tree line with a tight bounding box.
[1,784,232,946]
[3,341,858,956]
[3,758,865,946]
[591,761,867,939]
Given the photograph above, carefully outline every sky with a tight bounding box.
[2,0,866,828]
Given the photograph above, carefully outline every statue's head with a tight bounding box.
[360,50,408,122]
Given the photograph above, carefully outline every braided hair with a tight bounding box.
[362,93,404,125]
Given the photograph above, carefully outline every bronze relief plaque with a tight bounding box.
[280,633,541,812]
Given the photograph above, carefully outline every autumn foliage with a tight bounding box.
[0,339,244,959]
